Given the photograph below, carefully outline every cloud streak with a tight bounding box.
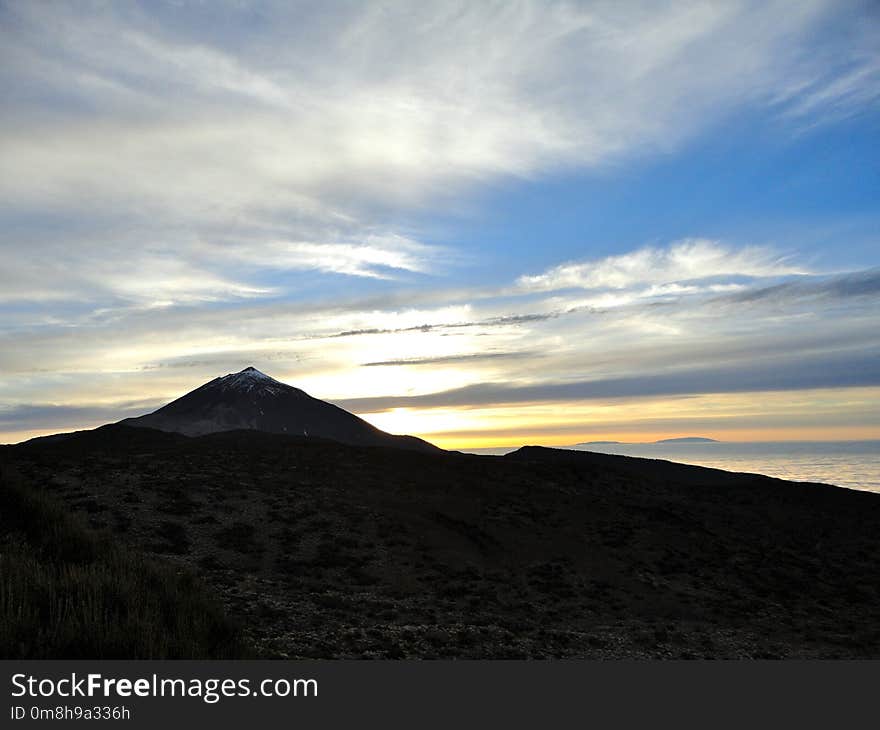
[336,348,880,412]
[517,239,805,292]
[361,352,532,367]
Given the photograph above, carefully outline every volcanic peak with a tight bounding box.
[215,366,287,395]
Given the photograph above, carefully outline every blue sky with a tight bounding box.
[443,111,880,278]
[1,1,879,446]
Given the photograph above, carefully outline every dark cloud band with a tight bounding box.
[335,349,880,412]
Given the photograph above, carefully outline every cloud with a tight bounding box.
[210,234,447,280]
[0,401,160,434]
[517,239,805,293]
[362,352,531,367]
[0,226,447,308]
[329,312,557,338]
[1,243,876,390]
[1,1,877,315]
[2,250,878,444]
[5,1,874,220]
[0,243,276,306]
[719,267,880,305]
[772,12,880,129]
[335,347,880,412]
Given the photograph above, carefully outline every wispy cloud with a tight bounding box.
[330,312,557,339]
[1,1,876,315]
[4,2,873,217]
[0,243,276,306]
[517,239,805,293]
[210,235,448,280]
[336,347,880,412]
[717,268,880,305]
[362,352,531,367]
[0,401,164,433]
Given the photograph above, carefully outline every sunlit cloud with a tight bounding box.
[517,239,805,293]
[210,235,447,279]
[0,246,276,306]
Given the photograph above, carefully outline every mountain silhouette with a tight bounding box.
[120,366,439,452]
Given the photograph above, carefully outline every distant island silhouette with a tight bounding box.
[575,437,719,447]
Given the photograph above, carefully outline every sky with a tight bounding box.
[1,0,879,448]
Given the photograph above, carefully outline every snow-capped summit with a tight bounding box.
[215,366,288,395]
[120,367,438,453]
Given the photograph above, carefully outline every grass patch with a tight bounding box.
[0,465,246,659]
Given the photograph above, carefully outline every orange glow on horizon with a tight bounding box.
[5,423,879,449]
[3,386,878,449]
[360,387,880,449]
[420,425,880,451]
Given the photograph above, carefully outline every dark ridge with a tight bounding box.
[505,445,755,485]
[19,423,190,452]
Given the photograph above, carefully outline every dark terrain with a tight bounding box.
[0,451,244,659]
[3,424,880,659]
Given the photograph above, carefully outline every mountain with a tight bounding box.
[655,437,719,443]
[120,366,439,453]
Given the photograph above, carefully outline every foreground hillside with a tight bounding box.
[4,425,880,658]
[0,460,244,658]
